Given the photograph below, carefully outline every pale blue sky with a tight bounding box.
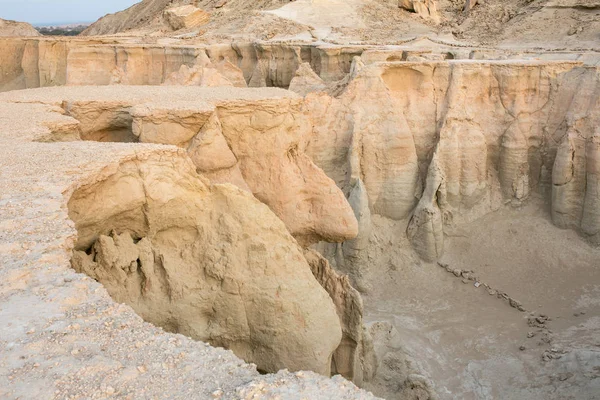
[0,0,140,25]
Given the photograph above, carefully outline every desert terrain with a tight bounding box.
[0,0,599,399]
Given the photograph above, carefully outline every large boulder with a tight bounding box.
[163,5,210,30]
[399,0,440,23]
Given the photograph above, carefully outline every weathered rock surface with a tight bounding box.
[0,18,40,37]
[2,38,599,95]
[0,86,359,246]
[304,249,375,385]
[399,0,440,23]
[68,156,342,375]
[82,0,175,35]
[163,5,210,31]
[0,99,377,399]
[304,60,600,262]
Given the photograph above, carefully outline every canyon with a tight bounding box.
[1,0,599,399]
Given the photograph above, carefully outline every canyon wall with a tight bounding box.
[298,59,600,276]
[0,85,372,382]
[0,39,363,92]
[2,38,599,94]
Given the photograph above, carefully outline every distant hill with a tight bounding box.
[0,18,41,37]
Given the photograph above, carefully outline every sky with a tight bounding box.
[0,0,140,25]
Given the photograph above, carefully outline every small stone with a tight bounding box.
[558,372,573,381]
[70,349,80,355]
[212,389,224,398]
[462,279,469,284]
[137,365,147,373]
[519,345,526,351]
[474,281,481,288]
[453,269,462,277]
[527,332,535,338]
[105,386,115,395]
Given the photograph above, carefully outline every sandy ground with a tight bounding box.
[360,193,600,399]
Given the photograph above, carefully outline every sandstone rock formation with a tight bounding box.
[303,60,600,263]
[463,0,479,13]
[0,86,359,246]
[0,18,40,37]
[0,98,377,399]
[68,154,342,375]
[2,4,600,396]
[163,5,210,30]
[304,249,375,385]
[399,0,441,23]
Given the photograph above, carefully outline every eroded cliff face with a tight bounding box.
[5,37,598,94]
[0,85,367,382]
[68,152,343,375]
[133,95,360,245]
[297,59,600,269]
[0,86,359,246]
[0,39,365,92]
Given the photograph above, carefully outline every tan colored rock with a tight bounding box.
[289,63,327,96]
[69,154,342,375]
[215,97,358,245]
[304,250,374,386]
[62,100,136,142]
[164,64,235,87]
[399,0,440,23]
[132,101,213,145]
[0,85,359,246]
[407,152,445,262]
[304,60,592,263]
[164,5,210,31]
[186,112,237,171]
[214,59,248,88]
[342,179,372,261]
[81,0,174,35]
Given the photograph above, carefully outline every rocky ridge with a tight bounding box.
[0,18,40,37]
